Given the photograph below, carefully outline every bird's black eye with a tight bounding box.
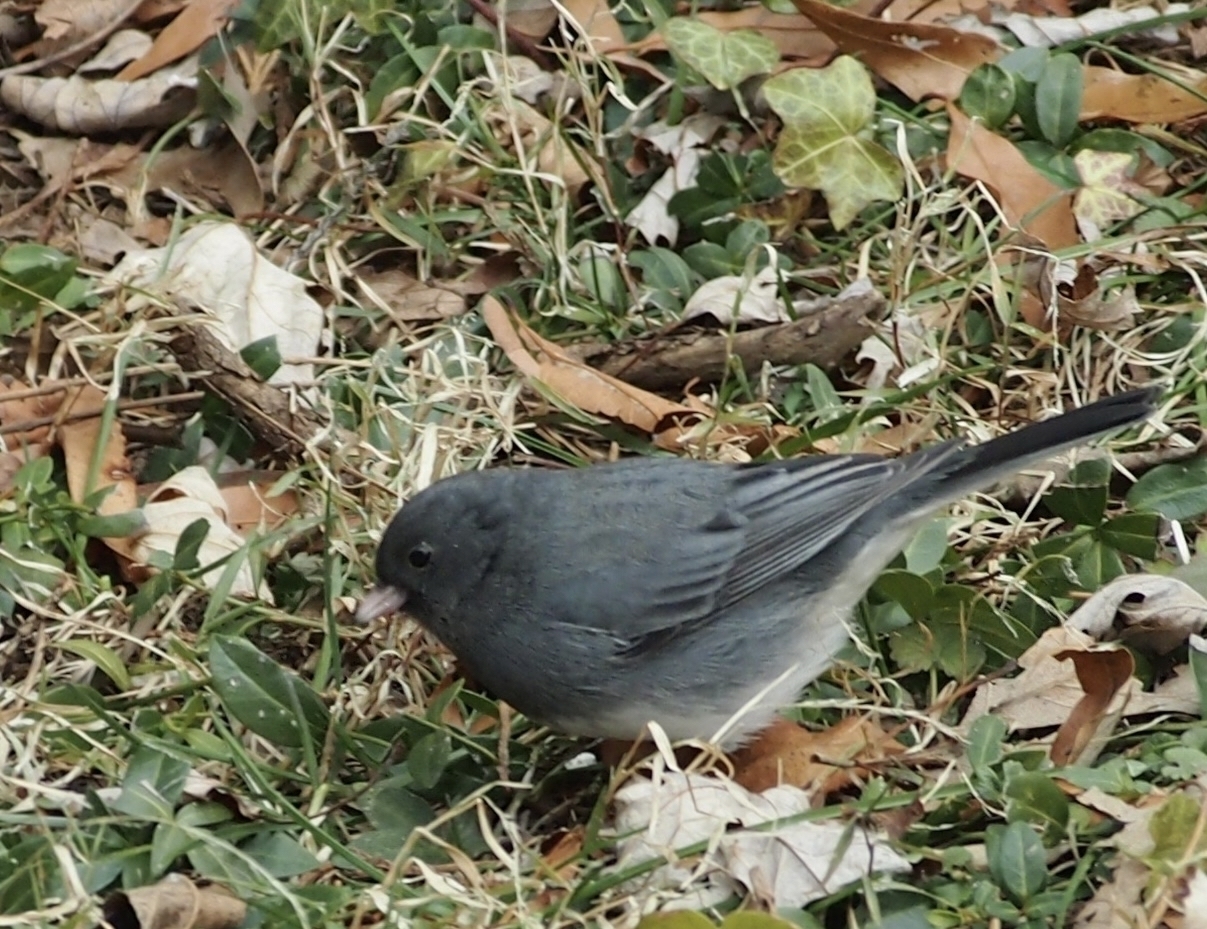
[408,544,432,568]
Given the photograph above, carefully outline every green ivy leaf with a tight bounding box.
[960,64,1016,129]
[1004,771,1070,836]
[985,821,1047,904]
[1096,512,1160,559]
[764,57,903,229]
[208,635,330,748]
[1127,457,1207,521]
[662,19,778,91]
[1035,53,1083,148]
[112,745,191,819]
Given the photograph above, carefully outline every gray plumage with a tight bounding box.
[357,388,1158,745]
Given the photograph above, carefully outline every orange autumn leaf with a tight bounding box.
[1081,65,1207,124]
[733,716,906,795]
[481,295,696,434]
[1050,648,1135,766]
[791,0,1000,101]
[946,106,1078,250]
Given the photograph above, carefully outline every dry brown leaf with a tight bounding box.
[499,0,560,40]
[733,716,906,795]
[946,105,1078,249]
[557,0,628,55]
[103,873,246,929]
[960,626,1135,745]
[357,267,466,321]
[1050,648,1135,766]
[481,295,695,434]
[540,826,585,881]
[133,0,190,22]
[1019,260,1139,333]
[141,139,264,216]
[0,62,196,134]
[118,0,240,81]
[791,0,1001,101]
[35,0,134,44]
[483,97,591,195]
[0,379,59,495]
[1081,65,1207,123]
[57,385,140,555]
[212,474,300,536]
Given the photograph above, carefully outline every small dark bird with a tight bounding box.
[358,388,1158,746]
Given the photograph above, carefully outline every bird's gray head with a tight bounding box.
[360,471,508,627]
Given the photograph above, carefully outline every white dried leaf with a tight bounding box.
[612,771,909,909]
[1070,574,1207,654]
[682,265,786,325]
[133,466,270,602]
[108,221,324,385]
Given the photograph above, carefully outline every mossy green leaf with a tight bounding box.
[765,57,902,228]
[663,19,778,91]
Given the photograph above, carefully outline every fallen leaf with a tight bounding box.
[58,385,141,553]
[732,716,906,794]
[80,29,153,73]
[132,466,272,601]
[1050,648,1135,765]
[117,0,240,81]
[103,873,246,929]
[682,266,787,325]
[481,295,695,434]
[995,3,1186,49]
[108,221,323,385]
[960,626,1136,754]
[356,267,466,321]
[211,473,300,535]
[791,0,1001,102]
[1073,150,1148,242]
[612,770,910,909]
[0,58,198,133]
[1081,64,1207,123]
[634,8,835,61]
[1070,574,1207,655]
[945,105,1078,249]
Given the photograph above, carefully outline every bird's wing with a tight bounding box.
[713,443,962,609]
[529,449,962,650]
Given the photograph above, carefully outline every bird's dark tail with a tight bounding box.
[944,386,1160,493]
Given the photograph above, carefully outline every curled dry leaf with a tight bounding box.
[481,295,696,434]
[1070,574,1207,655]
[612,770,910,910]
[1019,259,1139,333]
[792,0,1001,102]
[946,106,1078,250]
[103,873,246,929]
[133,466,273,602]
[1049,647,1135,766]
[0,59,197,134]
[959,626,1136,759]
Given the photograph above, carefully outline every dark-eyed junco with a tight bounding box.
[358,388,1158,745]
